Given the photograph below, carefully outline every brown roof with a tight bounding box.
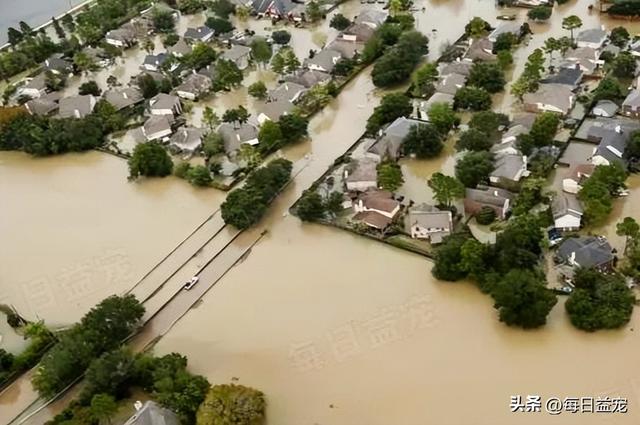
[354,211,392,229]
[569,164,595,181]
[358,191,399,213]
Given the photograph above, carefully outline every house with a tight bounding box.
[438,60,473,77]
[353,190,400,230]
[434,73,466,96]
[284,69,331,88]
[143,115,174,141]
[588,124,629,167]
[124,401,179,425]
[184,26,214,42]
[326,39,364,60]
[465,37,495,62]
[25,92,60,116]
[220,44,252,70]
[552,193,583,231]
[257,98,294,124]
[197,64,218,81]
[367,116,424,161]
[562,163,595,194]
[269,82,307,104]
[142,53,175,72]
[134,70,166,86]
[523,83,575,115]
[58,95,96,119]
[404,203,452,244]
[168,38,192,57]
[501,124,529,145]
[149,93,182,116]
[576,28,608,50]
[43,54,73,75]
[82,47,111,68]
[621,89,640,118]
[540,67,583,89]
[344,158,379,192]
[416,93,454,121]
[218,121,259,154]
[341,23,375,43]
[252,0,296,19]
[18,73,48,99]
[592,99,619,118]
[464,185,514,219]
[488,22,520,43]
[556,236,614,272]
[169,127,204,154]
[305,49,342,73]
[175,73,212,100]
[561,47,600,75]
[354,9,388,29]
[103,87,144,111]
[105,25,137,48]
[489,153,528,184]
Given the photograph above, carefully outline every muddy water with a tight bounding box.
[0,151,224,326]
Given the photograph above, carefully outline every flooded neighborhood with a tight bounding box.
[3,0,640,424]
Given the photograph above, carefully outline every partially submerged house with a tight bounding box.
[256,97,294,124]
[252,0,296,19]
[142,115,174,141]
[352,190,400,230]
[218,121,260,154]
[562,163,595,194]
[367,116,424,161]
[168,38,192,57]
[488,22,521,43]
[404,203,453,244]
[434,73,466,96]
[58,95,96,119]
[18,73,48,99]
[621,89,640,118]
[43,54,73,75]
[184,26,214,43]
[105,24,138,48]
[416,93,455,121]
[438,60,473,78]
[142,53,175,72]
[169,126,204,154]
[464,185,514,220]
[576,28,608,50]
[587,122,633,167]
[465,37,495,62]
[175,73,212,100]
[124,401,179,425]
[103,87,144,111]
[592,99,619,118]
[221,44,252,70]
[284,69,331,88]
[269,82,307,104]
[561,47,600,76]
[523,83,575,115]
[540,67,583,89]
[149,93,182,116]
[489,153,528,184]
[305,48,342,74]
[556,236,614,272]
[25,93,61,116]
[552,193,583,231]
[344,158,379,192]
[340,23,375,43]
[354,9,388,29]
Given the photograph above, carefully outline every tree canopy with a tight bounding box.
[455,151,494,188]
[196,384,265,425]
[402,123,443,158]
[366,92,412,134]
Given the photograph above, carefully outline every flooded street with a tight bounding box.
[0,151,224,326]
[4,0,640,424]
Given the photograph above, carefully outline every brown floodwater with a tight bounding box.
[4,1,640,424]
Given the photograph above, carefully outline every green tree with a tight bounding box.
[205,17,234,34]
[81,349,135,402]
[432,233,469,281]
[235,5,250,21]
[174,161,192,178]
[465,17,490,38]
[366,92,412,134]
[271,30,291,45]
[491,269,557,329]
[411,62,438,98]
[459,238,488,278]
[562,15,582,42]
[626,130,640,159]
[427,102,457,135]
[138,74,159,99]
[6,28,23,46]
[493,32,517,52]
[467,62,505,93]
[543,37,560,62]
[497,49,513,69]
[527,5,552,21]
[330,13,351,30]
[222,106,249,129]
[196,384,265,425]
[153,8,176,33]
[278,113,308,144]
[258,120,283,151]
[182,43,217,70]
[51,17,66,39]
[214,59,243,90]
[128,143,173,179]
[456,128,492,152]
[306,1,323,22]
[73,51,97,73]
[18,21,32,36]
[250,37,272,66]
[475,206,496,225]
[453,86,492,111]
[90,394,118,425]
[610,26,630,48]
[427,172,464,207]
[296,190,326,221]
[455,151,494,188]
[377,161,404,191]
[617,217,640,255]
[468,111,509,137]
[186,165,213,186]
[402,123,443,158]
[566,270,635,331]
[211,0,236,18]
[62,13,75,33]
[592,77,624,102]
[612,52,637,78]
[79,80,101,96]
[202,106,220,130]
[248,81,267,99]
[325,192,344,215]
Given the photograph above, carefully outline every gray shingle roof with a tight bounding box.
[541,67,583,88]
[622,89,640,110]
[354,9,388,27]
[252,0,295,15]
[576,28,607,44]
[346,158,378,184]
[143,53,170,68]
[557,236,613,269]
[523,83,574,114]
[552,193,583,219]
[168,38,192,56]
[305,48,342,72]
[169,126,204,152]
[491,153,524,181]
[184,26,213,41]
[368,117,424,159]
[465,185,514,207]
[284,70,331,88]
[176,73,212,96]
[218,122,259,153]
[58,95,95,118]
[25,93,60,115]
[258,97,294,121]
[435,73,466,95]
[104,87,143,111]
[269,82,307,103]
[143,115,173,137]
[221,44,252,62]
[123,401,179,425]
[149,93,180,111]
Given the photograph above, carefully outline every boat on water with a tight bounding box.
[497,14,517,20]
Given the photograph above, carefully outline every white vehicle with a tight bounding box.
[184,276,199,290]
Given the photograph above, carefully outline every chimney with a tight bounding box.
[570,251,576,264]
[615,125,622,134]
[123,91,128,99]
[74,109,81,119]
[493,190,498,196]
[134,401,143,411]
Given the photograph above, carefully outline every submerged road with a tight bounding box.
[4,66,379,425]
